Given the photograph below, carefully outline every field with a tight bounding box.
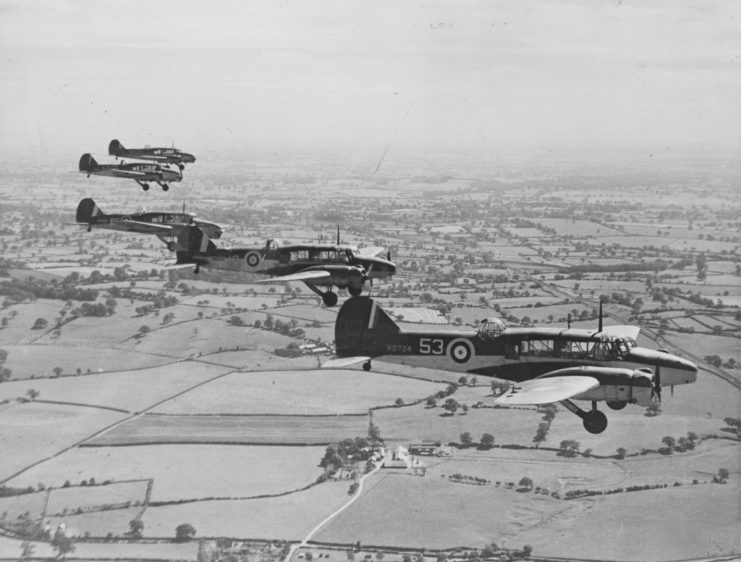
[84,414,370,446]
[7,445,327,502]
[154,369,446,415]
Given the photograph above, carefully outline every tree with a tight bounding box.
[460,432,473,447]
[52,529,75,559]
[175,523,196,542]
[522,544,533,558]
[20,540,34,560]
[394,397,404,407]
[661,436,676,452]
[443,397,459,415]
[26,388,39,401]
[717,468,729,483]
[518,476,534,490]
[616,447,627,459]
[52,366,63,377]
[425,396,437,408]
[458,375,468,385]
[480,433,495,449]
[32,317,48,330]
[138,325,150,336]
[128,518,144,538]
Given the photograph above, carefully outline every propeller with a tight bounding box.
[598,300,603,332]
[337,225,340,245]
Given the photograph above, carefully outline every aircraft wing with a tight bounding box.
[87,221,174,235]
[255,270,332,283]
[322,356,371,368]
[110,169,148,178]
[599,325,641,340]
[494,375,600,405]
[356,246,386,257]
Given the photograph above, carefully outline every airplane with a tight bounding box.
[172,226,396,306]
[75,198,223,250]
[325,297,698,434]
[78,153,182,191]
[108,139,196,170]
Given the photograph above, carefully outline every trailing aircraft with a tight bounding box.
[172,226,396,306]
[108,139,196,170]
[78,153,182,191]
[75,198,223,250]
[326,297,698,433]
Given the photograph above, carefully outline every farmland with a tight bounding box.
[0,151,739,562]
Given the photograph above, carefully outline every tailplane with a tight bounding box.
[108,139,125,156]
[335,297,400,358]
[76,198,104,223]
[78,153,99,172]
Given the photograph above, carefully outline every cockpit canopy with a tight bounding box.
[478,317,507,338]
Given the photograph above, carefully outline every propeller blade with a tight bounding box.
[651,363,662,403]
[337,225,340,245]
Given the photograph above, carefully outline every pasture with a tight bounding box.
[142,481,350,540]
[46,507,142,538]
[7,445,327,503]
[154,369,445,415]
[312,471,568,549]
[46,480,150,516]
[0,360,232,412]
[0,402,125,481]
[84,413,370,447]
[0,343,171,380]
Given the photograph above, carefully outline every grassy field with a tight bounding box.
[154,369,446,415]
[515,484,741,561]
[0,402,126,481]
[8,445,327,503]
[0,361,232,412]
[46,506,143,538]
[84,413,370,446]
[313,470,569,549]
[46,480,150,515]
[141,480,352,540]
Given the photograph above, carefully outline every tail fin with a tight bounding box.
[108,139,125,156]
[78,153,99,172]
[76,198,104,223]
[335,297,400,358]
[176,226,217,261]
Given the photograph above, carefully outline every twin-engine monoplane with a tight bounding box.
[173,227,396,306]
[76,198,222,250]
[108,139,196,170]
[79,153,182,191]
[326,297,698,433]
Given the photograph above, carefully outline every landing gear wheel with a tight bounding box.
[582,410,608,434]
[348,286,362,297]
[607,401,627,411]
[142,184,150,191]
[193,266,200,275]
[363,361,372,372]
[322,292,338,307]
[162,184,170,192]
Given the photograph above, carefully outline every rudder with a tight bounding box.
[78,153,98,172]
[76,198,103,223]
[177,226,217,258]
[335,297,400,358]
[108,139,125,156]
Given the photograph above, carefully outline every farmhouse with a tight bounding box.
[408,440,441,456]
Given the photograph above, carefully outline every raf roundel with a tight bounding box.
[447,338,474,364]
[245,251,261,267]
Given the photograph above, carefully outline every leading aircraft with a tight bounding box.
[75,198,223,250]
[173,226,396,306]
[79,153,182,191]
[108,139,196,170]
[326,297,698,433]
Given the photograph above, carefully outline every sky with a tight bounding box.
[0,0,739,162]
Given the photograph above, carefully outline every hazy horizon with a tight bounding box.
[1,0,739,164]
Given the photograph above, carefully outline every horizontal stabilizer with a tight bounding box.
[256,270,332,283]
[322,356,371,369]
[495,375,600,405]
